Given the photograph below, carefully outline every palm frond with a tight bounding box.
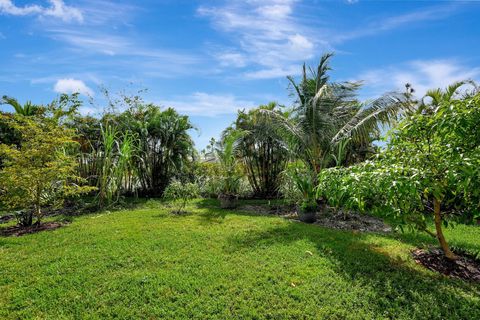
[332,92,412,143]
[1,96,23,114]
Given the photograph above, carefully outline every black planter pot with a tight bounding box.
[218,194,238,209]
[298,211,317,223]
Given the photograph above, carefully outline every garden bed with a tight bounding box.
[239,204,392,233]
[313,209,392,233]
[412,248,480,282]
[0,221,67,237]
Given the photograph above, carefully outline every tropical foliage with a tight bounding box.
[1,95,40,116]
[1,54,478,262]
[318,89,480,259]
[233,103,289,198]
[117,104,196,197]
[0,114,93,226]
[163,180,199,213]
[207,130,245,197]
[277,53,413,176]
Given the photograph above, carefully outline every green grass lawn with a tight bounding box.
[1,199,479,319]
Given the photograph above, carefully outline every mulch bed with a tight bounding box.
[412,248,480,282]
[239,204,296,216]
[239,204,392,233]
[313,210,392,233]
[0,222,67,237]
[0,214,14,224]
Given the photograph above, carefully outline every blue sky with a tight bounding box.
[1,0,480,149]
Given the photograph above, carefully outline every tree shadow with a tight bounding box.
[194,202,286,227]
[224,220,480,318]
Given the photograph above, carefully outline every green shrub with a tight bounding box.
[318,91,480,259]
[195,162,223,198]
[163,180,199,214]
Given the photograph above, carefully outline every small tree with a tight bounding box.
[0,115,93,226]
[383,93,480,259]
[318,91,480,259]
[163,180,199,214]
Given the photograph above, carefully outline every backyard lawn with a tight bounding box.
[1,200,479,319]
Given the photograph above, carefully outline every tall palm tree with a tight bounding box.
[119,105,196,196]
[234,103,289,198]
[267,53,414,175]
[1,96,39,116]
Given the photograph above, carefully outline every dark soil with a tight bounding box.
[412,248,480,282]
[239,204,391,233]
[0,214,14,224]
[314,209,392,233]
[0,222,67,237]
[239,204,296,216]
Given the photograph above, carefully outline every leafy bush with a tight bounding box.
[163,180,199,214]
[318,91,480,259]
[233,103,289,198]
[195,162,223,198]
[0,114,94,226]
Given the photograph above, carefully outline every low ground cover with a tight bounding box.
[1,199,479,319]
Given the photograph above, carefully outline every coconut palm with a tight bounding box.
[1,96,39,116]
[420,80,478,111]
[267,53,414,175]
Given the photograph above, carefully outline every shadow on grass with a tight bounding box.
[194,198,479,263]
[194,198,285,226]
[224,220,480,318]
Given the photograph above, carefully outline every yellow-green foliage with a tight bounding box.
[0,115,93,225]
[195,161,223,197]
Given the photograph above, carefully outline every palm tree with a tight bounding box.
[207,129,245,208]
[267,53,414,175]
[1,96,39,116]
[420,80,478,112]
[233,103,289,198]
[214,129,245,196]
[119,105,196,196]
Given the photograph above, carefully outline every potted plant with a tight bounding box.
[218,176,240,209]
[298,199,318,223]
[287,162,318,223]
[206,130,245,209]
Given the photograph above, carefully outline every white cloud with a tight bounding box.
[336,4,459,43]
[48,29,201,69]
[54,78,93,96]
[359,59,480,99]
[198,0,318,79]
[244,65,299,80]
[199,1,463,80]
[216,51,248,68]
[50,29,130,55]
[255,3,292,19]
[0,0,83,22]
[161,92,256,116]
[0,0,42,15]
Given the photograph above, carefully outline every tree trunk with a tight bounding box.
[433,198,457,260]
[21,210,33,227]
[34,185,42,225]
